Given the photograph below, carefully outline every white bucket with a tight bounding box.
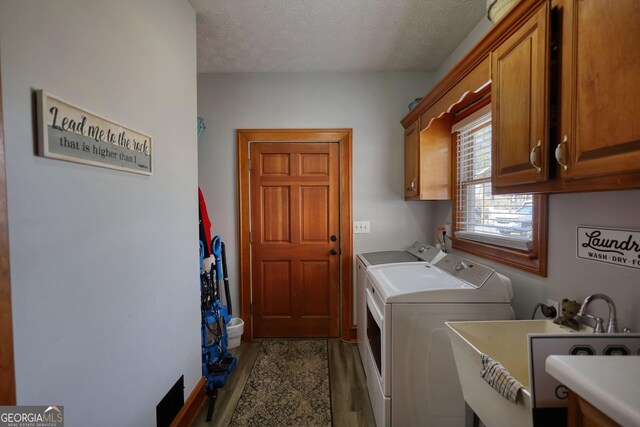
[227,317,244,349]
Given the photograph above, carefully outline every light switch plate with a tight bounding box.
[354,221,370,233]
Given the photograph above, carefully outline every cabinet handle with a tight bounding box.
[555,135,569,171]
[529,140,542,174]
[407,179,416,192]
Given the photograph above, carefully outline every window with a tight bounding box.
[452,103,547,276]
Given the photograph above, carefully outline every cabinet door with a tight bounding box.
[568,391,619,427]
[404,120,420,199]
[419,115,452,200]
[492,2,550,187]
[557,0,640,179]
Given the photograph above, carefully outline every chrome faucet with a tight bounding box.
[577,293,619,334]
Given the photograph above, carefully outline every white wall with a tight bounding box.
[434,17,493,81]
[0,1,200,425]
[433,17,640,331]
[197,72,436,318]
[434,191,640,331]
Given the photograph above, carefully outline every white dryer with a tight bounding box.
[355,242,445,375]
[363,254,515,427]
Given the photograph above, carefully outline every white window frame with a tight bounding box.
[450,98,548,277]
[453,105,533,251]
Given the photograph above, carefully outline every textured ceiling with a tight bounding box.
[190,0,487,73]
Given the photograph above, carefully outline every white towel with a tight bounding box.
[480,354,523,403]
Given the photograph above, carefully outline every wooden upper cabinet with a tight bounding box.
[557,0,640,179]
[492,0,640,193]
[491,2,550,188]
[404,116,453,201]
[404,120,420,199]
[402,0,640,196]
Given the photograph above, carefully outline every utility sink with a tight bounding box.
[445,320,587,427]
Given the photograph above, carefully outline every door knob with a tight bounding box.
[330,235,337,242]
[330,248,338,256]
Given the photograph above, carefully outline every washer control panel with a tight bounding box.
[406,241,443,263]
[434,254,494,288]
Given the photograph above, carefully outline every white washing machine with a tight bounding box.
[363,253,515,427]
[355,242,445,375]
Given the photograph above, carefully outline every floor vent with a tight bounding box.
[156,375,184,427]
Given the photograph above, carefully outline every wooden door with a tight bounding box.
[250,142,340,337]
[0,60,16,405]
[492,2,549,187]
[404,120,420,199]
[558,0,640,179]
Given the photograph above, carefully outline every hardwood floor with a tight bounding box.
[328,339,376,427]
[191,339,375,427]
[191,341,261,427]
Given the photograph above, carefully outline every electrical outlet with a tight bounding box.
[548,299,559,318]
[354,221,370,233]
[443,224,451,238]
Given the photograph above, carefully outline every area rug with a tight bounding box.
[229,339,331,427]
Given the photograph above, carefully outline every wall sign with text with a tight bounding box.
[577,226,640,270]
[36,90,152,175]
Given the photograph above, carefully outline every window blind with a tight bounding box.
[455,111,533,250]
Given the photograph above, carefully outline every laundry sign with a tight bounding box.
[577,226,640,270]
[36,90,152,175]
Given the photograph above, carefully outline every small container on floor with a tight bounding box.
[227,318,244,349]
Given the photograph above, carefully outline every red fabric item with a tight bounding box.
[199,187,212,254]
